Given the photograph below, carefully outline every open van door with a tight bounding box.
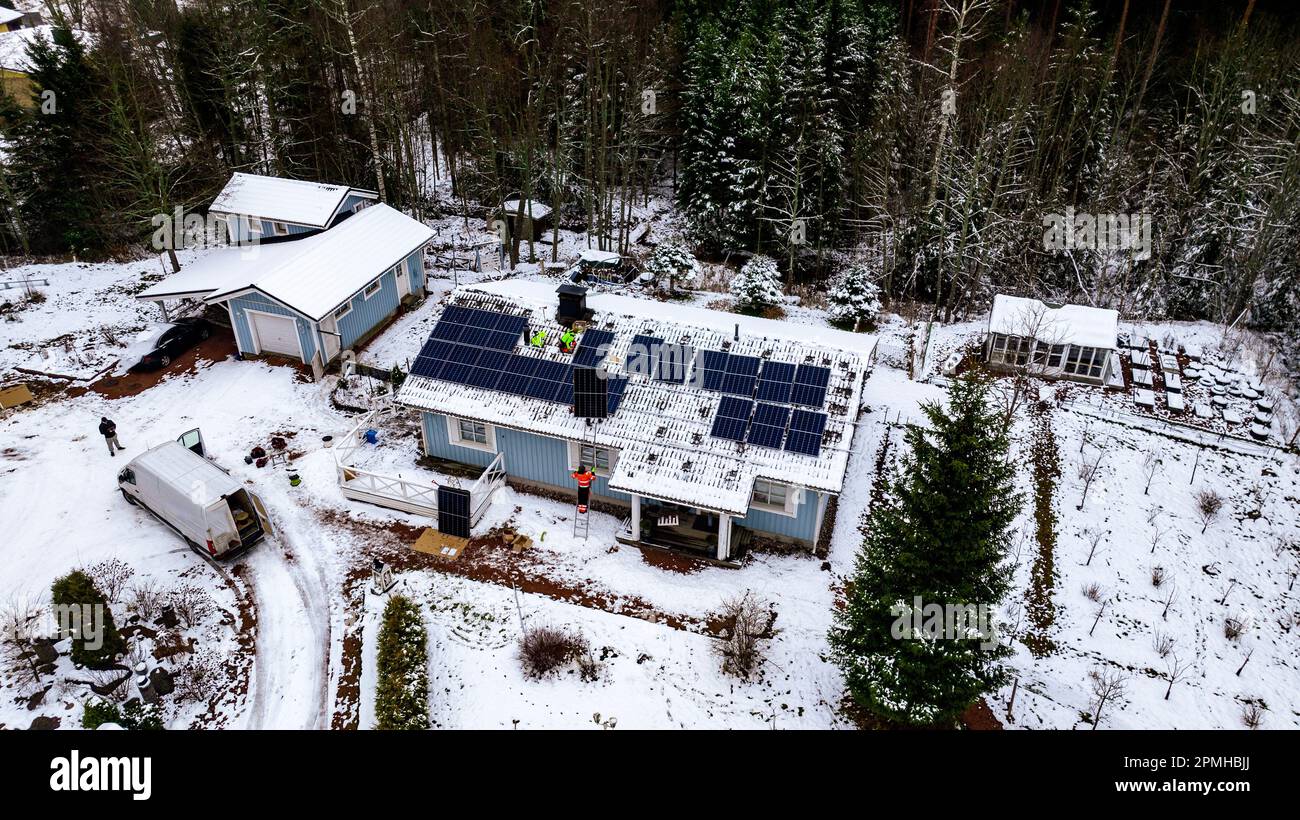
[249,491,276,539]
[178,428,206,457]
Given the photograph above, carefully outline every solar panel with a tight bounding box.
[746,403,790,449]
[720,354,760,396]
[627,334,663,378]
[436,486,472,538]
[785,408,827,456]
[698,350,729,391]
[572,329,614,367]
[573,366,607,419]
[606,376,629,414]
[465,349,508,390]
[791,364,831,407]
[710,395,753,441]
[655,343,693,383]
[755,361,796,403]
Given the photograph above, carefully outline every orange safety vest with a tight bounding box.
[572,470,594,488]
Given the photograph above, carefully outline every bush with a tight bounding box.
[729,255,783,313]
[644,241,702,293]
[82,698,123,729]
[712,591,773,680]
[122,700,165,730]
[826,263,882,330]
[51,570,125,669]
[519,623,588,680]
[374,596,429,730]
[389,364,407,390]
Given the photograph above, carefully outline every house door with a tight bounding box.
[249,311,301,358]
[396,267,411,299]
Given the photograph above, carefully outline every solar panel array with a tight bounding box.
[710,396,753,441]
[785,408,829,456]
[414,310,628,414]
[747,403,790,449]
[572,329,614,368]
[791,364,831,407]
[698,350,832,455]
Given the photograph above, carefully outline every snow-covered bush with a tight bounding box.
[730,255,782,313]
[644,240,702,293]
[826,263,882,330]
[374,595,429,730]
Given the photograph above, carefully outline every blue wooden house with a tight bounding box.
[397,281,877,564]
[139,203,433,376]
[209,172,378,243]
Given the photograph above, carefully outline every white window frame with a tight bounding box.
[353,200,370,214]
[568,441,616,476]
[333,301,353,322]
[446,416,495,452]
[751,477,799,517]
[271,221,289,236]
[363,278,383,300]
[246,216,262,236]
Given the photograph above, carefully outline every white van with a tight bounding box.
[117,429,274,559]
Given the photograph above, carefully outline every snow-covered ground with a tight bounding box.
[2,242,1297,731]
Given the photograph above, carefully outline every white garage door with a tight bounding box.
[249,311,301,358]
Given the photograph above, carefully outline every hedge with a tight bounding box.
[373,595,429,730]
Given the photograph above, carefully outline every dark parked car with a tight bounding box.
[125,318,213,371]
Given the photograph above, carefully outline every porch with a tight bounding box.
[614,495,752,565]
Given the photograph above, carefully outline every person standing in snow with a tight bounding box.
[99,416,125,456]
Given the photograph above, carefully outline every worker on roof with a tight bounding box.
[530,328,548,347]
[559,328,577,353]
[572,464,595,513]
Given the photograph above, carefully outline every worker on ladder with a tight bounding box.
[572,464,595,513]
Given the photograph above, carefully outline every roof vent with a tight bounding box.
[556,284,592,326]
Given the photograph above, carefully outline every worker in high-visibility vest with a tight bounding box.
[530,328,548,347]
[559,328,577,353]
[572,464,595,513]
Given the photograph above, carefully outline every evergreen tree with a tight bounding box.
[51,570,126,669]
[644,240,702,293]
[829,374,1020,726]
[730,253,783,312]
[827,262,882,330]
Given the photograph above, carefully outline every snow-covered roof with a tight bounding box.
[210,172,378,228]
[0,25,90,72]
[578,248,621,265]
[987,294,1118,349]
[0,9,24,26]
[501,199,551,219]
[397,280,877,514]
[142,204,434,320]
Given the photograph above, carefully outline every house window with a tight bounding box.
[1048,344,1065,369]
[353,200,370,213]
[1064,346,1106,379]
[363,279,383,299]
[271,221,289,236]
[751,478,790,512]
[572,443,614,475]
[246,217,262,236]
[447,416,495,452]
[334,302,352,322]
[991,334,1031,367]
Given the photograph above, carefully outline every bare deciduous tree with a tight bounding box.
[1163,652,1193,700]
[1194,489,1224,534]
[712,591,775,680]
[1082,527,1107,566]
[1087,667,1128,730]
[88,558,134,605]
[1152,630,1174,659]
[1141,449,1162,495]
[1077,447,1106,510]
[1160,583,1178,620]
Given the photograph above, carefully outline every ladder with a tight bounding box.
[572,420,598,540]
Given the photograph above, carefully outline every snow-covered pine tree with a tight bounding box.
[644,240,702,294]
[827,263,882,330]
[730,254,783,313]
[829,374,1019,727]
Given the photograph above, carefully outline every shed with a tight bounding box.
[497,199,553,241]
[984,294,1120,386]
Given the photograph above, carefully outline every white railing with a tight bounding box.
[334,404,508,521]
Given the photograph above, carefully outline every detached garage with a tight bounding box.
[138,203,435,377]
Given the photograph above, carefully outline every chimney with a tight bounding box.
[556,284,592,326]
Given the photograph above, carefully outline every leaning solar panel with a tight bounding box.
[698,350,729,391]
[627,334,663,378]
[755,360,796,403]
[720,354,761,396]
[746,403,790,449]
[571,329,615,367]
[710,395,753,441]
[791,364,831,407]
[784,408,828,456]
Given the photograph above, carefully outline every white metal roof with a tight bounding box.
[501,199,552,219]
[210,172,378,228]
[396,281,876,514]
[0,9,24,26]
[133,442,243,507]
[988,294,1118,349]
[143,204,434,320]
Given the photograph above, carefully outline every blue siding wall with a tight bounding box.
[421,412,629,502]
[228,292,318,363]
[405,252,425,296]
[221,214,315,243]
[335,266,400,350]
[333,193,374,223]
[735,491,821,542]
